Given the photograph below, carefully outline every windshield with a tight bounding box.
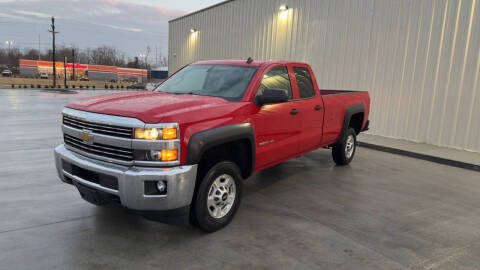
[155,64,258,101]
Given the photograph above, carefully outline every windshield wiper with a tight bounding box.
[170,91,204,96]
[169,92,194,95]
[188,92,205,96]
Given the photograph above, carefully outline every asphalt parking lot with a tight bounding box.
[1,89,480,270]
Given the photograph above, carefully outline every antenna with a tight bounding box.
[246,57,253,64]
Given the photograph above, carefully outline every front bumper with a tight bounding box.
[54,144,197,211]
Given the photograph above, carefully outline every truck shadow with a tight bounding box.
[243,149,334,196]
[91,204,199,234]
[86,149,338,236]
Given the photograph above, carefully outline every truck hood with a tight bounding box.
[66,91,247,124]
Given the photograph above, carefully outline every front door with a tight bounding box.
[252,66,302,169]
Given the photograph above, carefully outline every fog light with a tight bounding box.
[157,181,166,192]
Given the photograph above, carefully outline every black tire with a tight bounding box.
[332,128,357,165]
[193,161,243,233]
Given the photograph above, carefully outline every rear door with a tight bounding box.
[291,65,324,152]
[252,65,302,169]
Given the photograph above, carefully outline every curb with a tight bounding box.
[40,89,78,94]
[357,141,480,172]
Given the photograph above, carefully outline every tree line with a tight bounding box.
[0,45,167,71]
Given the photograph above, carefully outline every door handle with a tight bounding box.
[290,109,299,115]
[314,105,323,111]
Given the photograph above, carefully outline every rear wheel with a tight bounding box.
[193,161,243,232]
[332,128,357,165]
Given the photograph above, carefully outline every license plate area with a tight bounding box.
[73,181,120,205]
[62,160,119,190]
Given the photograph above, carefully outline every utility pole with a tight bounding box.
[63,56,67,88]
[71,48,75,80]
[49,17,59,88]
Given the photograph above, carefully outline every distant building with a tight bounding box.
[19,59,147,82]
[151,66,168,80]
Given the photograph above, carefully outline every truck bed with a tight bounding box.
[320,89,368,96]
[320,90,371,145]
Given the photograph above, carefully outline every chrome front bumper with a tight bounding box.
[54,144,197,211]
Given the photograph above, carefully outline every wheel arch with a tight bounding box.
[340,104,365,140]
[186,123,256,179]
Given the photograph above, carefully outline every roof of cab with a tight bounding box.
[191,59,301,67]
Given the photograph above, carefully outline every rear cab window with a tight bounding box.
[293,67,316,99]
[256,66,293,100]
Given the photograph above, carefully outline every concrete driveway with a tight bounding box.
[1,89,479,270]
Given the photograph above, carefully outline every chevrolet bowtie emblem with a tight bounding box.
[80,130,94,144]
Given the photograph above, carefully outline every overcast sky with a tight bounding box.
[0,0,223,60]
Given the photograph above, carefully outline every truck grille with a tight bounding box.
[63,115,133,139]
[64,134,133,161]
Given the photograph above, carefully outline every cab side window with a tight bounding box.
[256,67,293,100]
[293,67,316,99]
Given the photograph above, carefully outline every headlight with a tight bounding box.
[134,149,178,162]
[134,127,177,140]
[162,128,178,140]
[135,128,160,140]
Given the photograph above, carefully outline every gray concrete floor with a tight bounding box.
[1,89,480,270]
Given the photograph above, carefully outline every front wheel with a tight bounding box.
[332,128,357,165]
[193,161,243,232]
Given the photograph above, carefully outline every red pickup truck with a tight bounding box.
[54,59,370,232]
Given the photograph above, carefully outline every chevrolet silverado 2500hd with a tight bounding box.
[54,59,370,232]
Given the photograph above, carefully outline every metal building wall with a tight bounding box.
[169,0,480,152]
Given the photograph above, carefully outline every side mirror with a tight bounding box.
[255,88,289,106]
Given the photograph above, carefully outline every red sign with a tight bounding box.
[65,63,88,69]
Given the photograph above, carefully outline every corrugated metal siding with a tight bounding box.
[169,0,480,152]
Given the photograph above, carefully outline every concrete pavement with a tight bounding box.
[1,89,479,270]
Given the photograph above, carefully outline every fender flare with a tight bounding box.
[186,123,256,176]
[339,104,365,140]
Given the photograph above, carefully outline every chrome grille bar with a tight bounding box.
[63,115,133,138]
[64,134,133,161]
